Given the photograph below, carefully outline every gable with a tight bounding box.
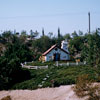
[42,44,69,56]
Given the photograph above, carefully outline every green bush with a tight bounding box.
[12,65,99,90]
[26,61,55,66]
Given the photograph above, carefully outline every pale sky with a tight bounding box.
[0,0,100,36]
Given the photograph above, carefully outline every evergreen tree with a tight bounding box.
[81,31,100,66]
[58,27,61,38]
[42,28,45,36]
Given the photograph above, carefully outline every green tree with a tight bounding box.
[42,28,45,36]
[78,30,83,36]
[48,32,53,38]
[32,35,53,60]
[64,33,71,41]
[81,31,100,66]
[20,30,27,42]
[71,31,78,38]
[69,36,84,61]
[34,30,39,37]
[2,31,13,43]
[0,34,32,90]
[58,27,61,38]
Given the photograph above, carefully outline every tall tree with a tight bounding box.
[48,32,53,38]
[0,34,32,90]
[20,30,27,42]
[78,30,83,36]
[42,28,45,36]
[71,31,78,38]
[34,30,39,38]
[81,31,100,66]
[2,31,13,43]
[69,36,84,61]
[58,27,61,38]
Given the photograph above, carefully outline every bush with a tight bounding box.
[26,61,55,66]
[1,96,11,100]
[12,66,99,90]
[73,74,100,100]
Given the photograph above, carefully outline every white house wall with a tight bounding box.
[45,48,70,61]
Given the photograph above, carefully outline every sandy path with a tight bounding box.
[0,85,84,100]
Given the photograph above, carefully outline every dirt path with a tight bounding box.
[0,85,84,100]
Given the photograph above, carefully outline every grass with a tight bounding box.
[12,65,100,90]
[26,61,55,66]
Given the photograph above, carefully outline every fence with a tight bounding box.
[55,61,86,66]
[22,65,48,69]
[21,61,86,69]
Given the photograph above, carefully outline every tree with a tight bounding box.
[42,28,45,36]
[69,36,84,61]
[32,35,53,60]
[78,30,83,36]
[2,31,13,43]
[30,29,34,36]
[30,30,39,38]
[20,30,27,42]
[64,33,71,40]
[0,35,32,90]
[71,31,78,38]
[34,30,39,38]
[58,27,61,38]
[48,32,53,38]
[81,31,100,66]
[4,36,33,63]
[21,30,27,35]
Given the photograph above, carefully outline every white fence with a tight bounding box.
[21,61,86,69]
[22,65,48,69]
[55,61,86,66]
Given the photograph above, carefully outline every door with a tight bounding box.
[53,53,60,61]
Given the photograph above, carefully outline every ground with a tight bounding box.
[0,85,85,100]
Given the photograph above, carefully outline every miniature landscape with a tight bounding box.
[0,1,100,99]
[0,29,100,100]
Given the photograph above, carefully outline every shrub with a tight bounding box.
[73,74,100,100]
[1,96,11,100]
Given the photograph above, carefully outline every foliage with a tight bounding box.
[71,31,78,38]
[32,35,56,60]
[0,54,31,90]
[73,74,94,97]
[81,31,100,66]
[63,33,71,40]
[0,29,100,91]
[1,96,12,100]
[12,65,98,90]
[73,74,100,100]
[26,61,55,66]
[69,35,84,61]
[0,31,32,90]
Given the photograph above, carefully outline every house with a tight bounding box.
[39,40,70,62]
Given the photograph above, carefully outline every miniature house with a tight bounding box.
[39,40,70,62]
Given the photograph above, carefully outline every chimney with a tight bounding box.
[61,39,69,52]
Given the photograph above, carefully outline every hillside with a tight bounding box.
[12,65,99,90]
[0,85,85,100]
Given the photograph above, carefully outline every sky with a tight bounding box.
[0,0,100,36]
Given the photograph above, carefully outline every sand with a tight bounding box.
[0,85,84,100]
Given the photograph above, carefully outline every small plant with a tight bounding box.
[73,74,100,100]
[1,96,11,100]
